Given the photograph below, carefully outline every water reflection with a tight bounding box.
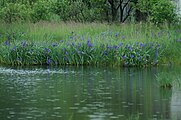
[0,66,180,120]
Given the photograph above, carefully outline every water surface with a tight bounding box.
[0,66,180,120]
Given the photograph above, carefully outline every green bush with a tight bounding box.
[52,0,105,22]
[31,0,53,22]
[136,0,179,24]
[0,3,31,23]
[52,0,70,21]
[150,0,178,24]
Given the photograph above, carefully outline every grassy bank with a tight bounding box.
[0,22,181,66]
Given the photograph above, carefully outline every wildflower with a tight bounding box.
[138,56,141,60]
[176,38,181,42]
[140,43,145,47]
[55,61,58,65]
[77,51,82,55]
[64,57,68,61]
[65,51,68,55]
[103,51,108,55]
[125,45,128,49]
[121,35,125,39]
[52,43,58,47]
[47,59,51,65]
[78,43,81,48]
[87,40,93,47]
[122,55,127,60]
[129,46,132,51]
[44,48,51,54]
[21,41,27,48]
[114,32,119,37]
[119,43,123,47]
[72,42,75,46]
[67,42,71,46]
[131,55,134,58]
[80,36,84,40]
[12,46,17,51]
[113,45,118,50]
[100,44,105,48]
[4,40,10,46]
[70,36,73,39]
[107,45,111,49]
[7,35,11,40]
[155,48,159,57]
[60,40,64,43]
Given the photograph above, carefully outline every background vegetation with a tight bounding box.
[0,0,180,24]
[0,0,180,66]
[0,22,180,66]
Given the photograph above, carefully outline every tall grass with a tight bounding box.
[156,71,181,88]
[0,22,180,66]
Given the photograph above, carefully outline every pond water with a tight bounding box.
[0,66,181,120]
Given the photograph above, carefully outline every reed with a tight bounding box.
[156,71,181,88]
[0,22,181,66]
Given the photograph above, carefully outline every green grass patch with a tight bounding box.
[156,71,181,88]
[0,22,181,66]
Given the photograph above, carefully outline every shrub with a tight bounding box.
[0,3,31,23]
[31,0,53,22]
[149,0,179,24]
[136,0,179,24]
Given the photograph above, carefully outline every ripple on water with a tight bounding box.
[0,67,76,75]
[53,107,61,110]
[69,107,79,110]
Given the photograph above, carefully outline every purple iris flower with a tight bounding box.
[113,45,118,50]
[70,36,73,39]
[87,40,93,47]
[65,51,68,55]
[176,38,181,42]
[122,55,127,59]
[103,51,108,55]
[64,57,68,61]
[140,43,145,47]
[44,48,51,53]
[60,40,64,43]
[21,41,27,48]
[107,45,111,49]
[4,40,10,46]
[129,46,133,51]
[119,43,123,47]
[52,43,58,47]
[131,55,134,58]
[72,42,75,46]
[121,35,125,39]
[47,59,51,65]
[114,32,119,37]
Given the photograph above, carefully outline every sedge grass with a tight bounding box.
[0,22,181,66]
[156,71,181,88]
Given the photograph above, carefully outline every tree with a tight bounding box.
[135,0,179,24]
[107,0,135,22]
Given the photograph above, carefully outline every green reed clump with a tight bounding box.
[0,33,163,67]
[156,71,181,88]
[0,22,180,66]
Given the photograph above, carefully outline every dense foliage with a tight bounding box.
[0,32,163,66]
[0,0,180,24]
[0,22,180,66]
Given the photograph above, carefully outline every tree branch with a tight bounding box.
[123,6,132,22]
